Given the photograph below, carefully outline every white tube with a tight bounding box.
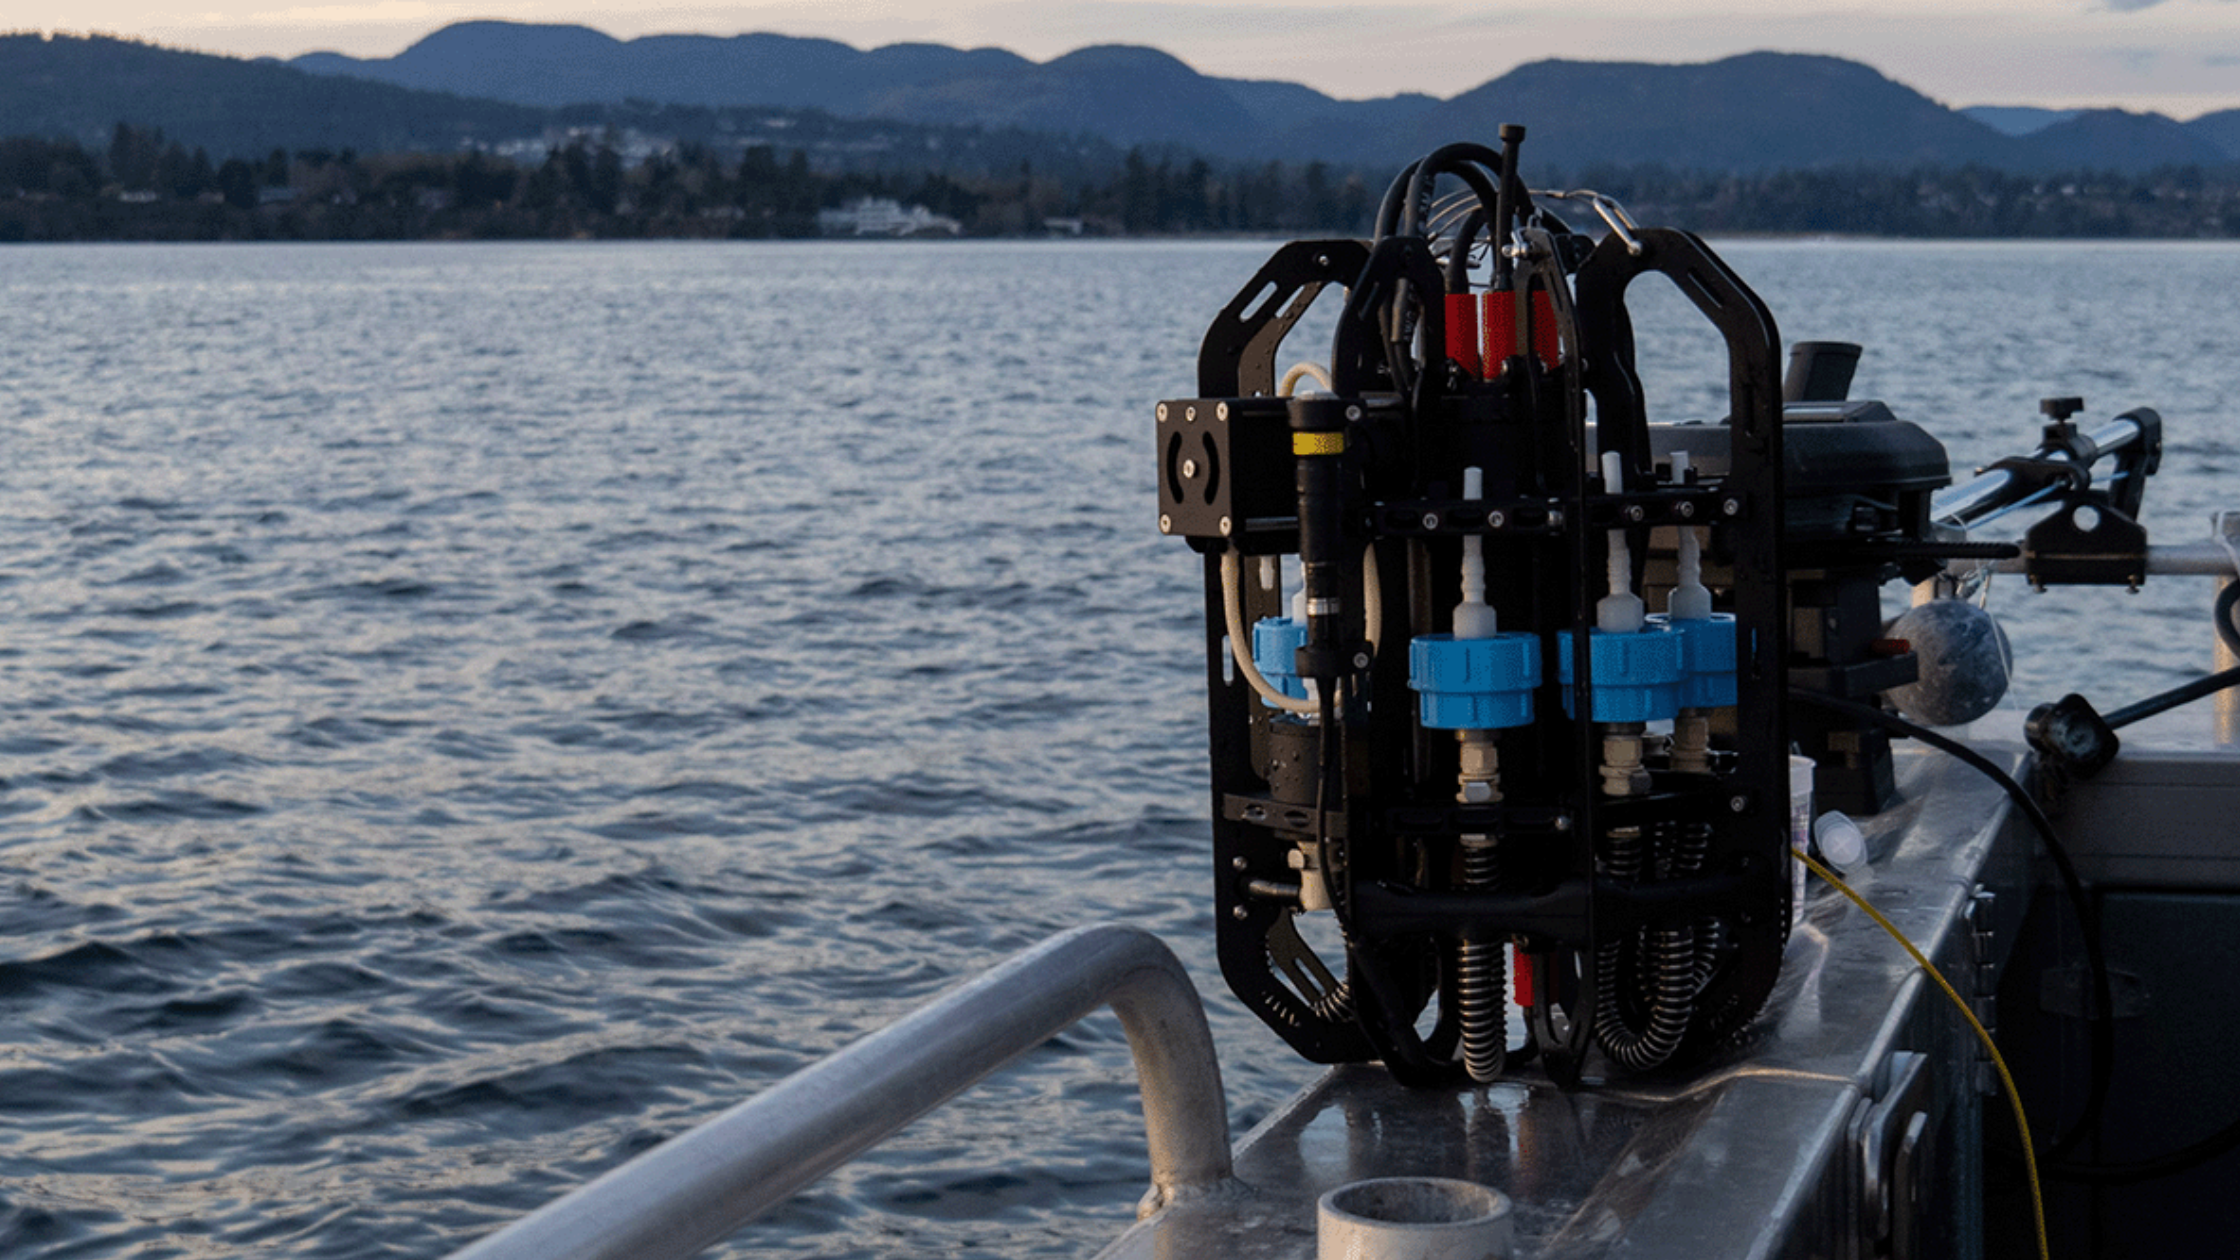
[1362,544,1383,653]
[1280,362,1335,396]
[1452,466,1497,639]
[1597,451,1644,633]
[1666,451,1712,620]
[1221,551,1317,715]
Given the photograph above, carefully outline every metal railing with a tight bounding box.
[442,924,1234,1260]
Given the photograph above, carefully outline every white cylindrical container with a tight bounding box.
[1317,1177,1513,1260]
[1789,754,1816,926]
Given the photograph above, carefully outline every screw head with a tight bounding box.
[1548,509,1566,528]
[1723,498,1740,516]
[1315,253,1330,268]
[1185,405,1198,422]
[1231,904,1249,921]
[1181,458,1199,480]
[1487,510,1507,529]
[1345,405,1363,422]
[1156,402,1169,422]
[1216,402,1230,422]
[1158,514,1173,533]
[1553,813,1572,832]
[1677,501,1695,519]
[1218,515,1233,536]
[1625,504,1645,523]
[1421,511,1441,531]
[1730,794,1748,813]
[1231,856,1248,871]
[1352,651,1372,670]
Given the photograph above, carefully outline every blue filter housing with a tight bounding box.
[1556,626,1685,722]
[1648,612,1739,709]
[1408,632,1541,729]
[1251,616,1310,701]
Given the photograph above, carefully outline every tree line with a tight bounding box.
[0,123,1380,241]
[7,123,2240,241]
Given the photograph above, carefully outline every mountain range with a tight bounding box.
[6,24,2238,176]
[283,21,2240,173]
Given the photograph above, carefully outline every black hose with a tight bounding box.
[2216,579,2240,656]
[2103,662,2240,730]
[1372,159,1423,241]
[1445,207,1487,293]
[1398,143,1505,239]
[1786,690,2113,1163]
[1593,820,1704,1072]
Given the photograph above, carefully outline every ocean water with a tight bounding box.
[0,238,2235,1260]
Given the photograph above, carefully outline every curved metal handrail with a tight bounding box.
[442,923,1233,1260]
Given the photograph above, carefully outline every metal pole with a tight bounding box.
[2219,574,2239,747]
[442,924,1233,1260]
[1931,416,2147,527]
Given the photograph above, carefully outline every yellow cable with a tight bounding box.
[1791,847,2049,1260]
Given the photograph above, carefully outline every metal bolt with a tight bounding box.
[1487,510,1506,529]
[1182,458,1199,480]
[1216,402,1230,422]
[1730,794,1748,813]
[1422,511,1442,531]
[1218,515,1233,536]
[1231,905,1250,921]
[1352,651,1372,670]
[1232,856,1249,871]
[1625,504,1645,523]
[1677,501,1695,519]
[1553,813,1572,832]
[1548,509,1566,527]
[1315,254,1330,268]
[1158,514,1173,533]
[1156,403,1169,422]
[1186,405,1198,422]
[1723,498,1740,516]
[1345,405,1363,422]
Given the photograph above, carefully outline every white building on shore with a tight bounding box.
[816,197,962,237]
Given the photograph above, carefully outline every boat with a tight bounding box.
[435,130,2240,1260]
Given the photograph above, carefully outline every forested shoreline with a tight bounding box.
[7,124,2240,241]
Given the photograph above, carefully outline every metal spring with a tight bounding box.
[1594,823,1701,1072]
[1458,838,1505,1083]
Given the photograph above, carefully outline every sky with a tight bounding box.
[12,0,2240,120]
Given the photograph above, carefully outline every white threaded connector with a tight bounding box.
[1666,451,1712,621]
[1454,465,1498,639]
[1597,451,1643,633]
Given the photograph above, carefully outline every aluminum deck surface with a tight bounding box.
[1094,746,2029,1260]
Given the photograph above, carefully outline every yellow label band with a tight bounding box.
[1292,431,1345,456]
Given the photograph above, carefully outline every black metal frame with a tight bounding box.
[1158,150,1794,1087]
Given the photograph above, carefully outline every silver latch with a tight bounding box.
[1850,1050,1932,1260]
[1962,886,1998,1095]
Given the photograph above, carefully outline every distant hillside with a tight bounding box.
[290,23,2240,173]
[1415,53,2022,173]
[0,32,1129,181]
[0,32,546,155]
[1963,105,2083,137]
[2184,110,2240,165]
[9,24,2238,179]
[291,21,1419,156]
[2026,109,2231,172]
